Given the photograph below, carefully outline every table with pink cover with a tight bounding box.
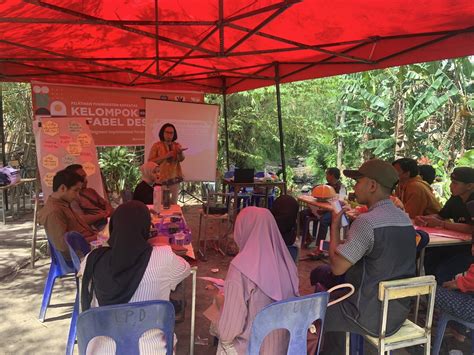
[415,225,471,276]
[148,204,195,259]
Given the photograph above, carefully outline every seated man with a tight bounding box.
[419,164,436,185]
[38,169,97,260]
[65,164,113,230]
[313,159,417,354]
[416,166,474,284]
[301,167,346,248]
[392,158,441,218]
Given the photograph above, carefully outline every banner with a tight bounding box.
[34,117,103,200]
[145,100,219,182]
[31,82,204,146]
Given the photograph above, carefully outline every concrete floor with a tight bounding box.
[0,203,471,354]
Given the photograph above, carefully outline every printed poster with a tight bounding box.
[34,117,103,200]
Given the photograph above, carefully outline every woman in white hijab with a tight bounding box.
[215,206,299,354]
[133,161,160,205]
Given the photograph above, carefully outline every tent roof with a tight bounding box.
[1,0,473,94]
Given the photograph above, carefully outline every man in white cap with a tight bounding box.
[316,159,417,354]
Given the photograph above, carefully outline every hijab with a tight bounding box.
[271,195,299,246]
[140,161,158,185]
[231,207,299,301]
[81,201,153,310]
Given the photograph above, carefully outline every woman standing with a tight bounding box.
[214,207,299,354]
[148,123,185,204]
[81,201,190,354]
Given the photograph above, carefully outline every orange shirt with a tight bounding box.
[395,176,441,218]
[148,141,184,186]
[456,264,474,292]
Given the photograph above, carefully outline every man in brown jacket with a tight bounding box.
[38,169,96,260]
[393,158,441,219]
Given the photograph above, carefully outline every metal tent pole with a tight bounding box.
[0,83,5,167]
[222,78,230,171]
[274,63,287,190]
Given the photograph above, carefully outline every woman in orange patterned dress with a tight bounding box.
[148,123,185,204]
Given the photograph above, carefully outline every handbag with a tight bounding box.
[307,283,355,354]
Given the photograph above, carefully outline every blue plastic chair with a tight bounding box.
[251,171,276,208]
[247,292,329,355]
[287,245,298,262]
[432,312,474,355]
[224,170,251,211]
[224,170,234,179]
[77,300,175,355]
[64,232,91,355]
[38,239,76,323]
[65,231,90,271]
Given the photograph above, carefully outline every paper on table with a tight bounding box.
[199,276,225,291]
[203,301,220,323]
[416,226,471,241]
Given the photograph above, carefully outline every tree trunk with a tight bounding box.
[362,115,372,161]
[336,104,346,170]
[393,97,406,158]
[439,104,469,169]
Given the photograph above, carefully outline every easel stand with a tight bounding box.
[178,188,203,204]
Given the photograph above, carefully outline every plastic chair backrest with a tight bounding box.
[77,300,175,355]
[224,170,234,179]
[64,232,91,272]
[247,292,329,355]
[415,229,430,253]
[48,239,75,275]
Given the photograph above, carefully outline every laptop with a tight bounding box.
[234,168,255,183]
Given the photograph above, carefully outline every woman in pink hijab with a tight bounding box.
[215,207,299,354]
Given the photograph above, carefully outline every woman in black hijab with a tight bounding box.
[81,200,190,353]
[270,195,299,246]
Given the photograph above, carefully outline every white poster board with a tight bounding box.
[144,100,219,182]
[34,117,103,199]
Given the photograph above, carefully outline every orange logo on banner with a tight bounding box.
[42,154,59,170]
[43,172,55,187]
[43,120,59,136]
[67,142,82,156]
[82,161,96,176]
[77,133,92,147]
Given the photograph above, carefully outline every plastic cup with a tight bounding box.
[174,232,185,246]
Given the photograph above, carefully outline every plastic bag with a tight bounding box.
[0,166,20,185]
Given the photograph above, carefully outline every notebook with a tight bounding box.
[234,168,255,183]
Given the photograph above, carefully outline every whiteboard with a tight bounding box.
[144,100,219,182]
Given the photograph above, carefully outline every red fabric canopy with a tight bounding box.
[1,0,473,93]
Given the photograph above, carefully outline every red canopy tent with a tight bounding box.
[1,0,473,93]
[1,0,473,171]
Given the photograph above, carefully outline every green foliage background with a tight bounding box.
[2,58,472,198]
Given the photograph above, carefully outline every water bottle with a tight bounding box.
[162,186,171,209]
[153,185,162,212]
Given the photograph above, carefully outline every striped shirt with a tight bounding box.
[80,246,190,354]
